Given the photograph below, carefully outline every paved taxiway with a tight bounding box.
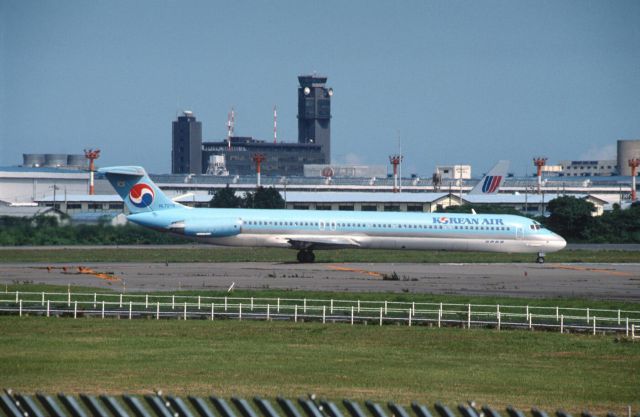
[1,262,639,300]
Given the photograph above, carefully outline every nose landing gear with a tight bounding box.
[296,250,315,263]
[536,252,546,264]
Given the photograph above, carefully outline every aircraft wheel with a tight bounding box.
[305,251,316,263]
[536,256,545,264]
[296,250,305,263]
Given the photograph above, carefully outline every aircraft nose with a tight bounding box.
[550,234,567,251]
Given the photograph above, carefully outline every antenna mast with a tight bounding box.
[227,107,235,150]
[273,105,277,144]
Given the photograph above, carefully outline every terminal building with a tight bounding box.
[172,75,332,176]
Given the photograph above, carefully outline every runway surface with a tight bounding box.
[1,261,639,300]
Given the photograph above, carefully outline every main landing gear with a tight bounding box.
[536,252,546,264]
[296,250,315,263]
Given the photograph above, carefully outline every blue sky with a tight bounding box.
[1,0,639,176]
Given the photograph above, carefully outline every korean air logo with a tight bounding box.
[437,217,449,224]
[481,176,503,193]
[129,183,155,208]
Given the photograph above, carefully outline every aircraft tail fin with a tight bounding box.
[99,166,182,213]
[469,160,509,195]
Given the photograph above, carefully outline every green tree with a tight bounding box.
[244,187,285,209]
[544,196,595,241]
[209,185,242,208]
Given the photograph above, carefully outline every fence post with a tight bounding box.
[412,302,415,316]
[323,306,326,324]
[304,298,307,313]
[526,305,529,322]
[267,304,270,321]
[47,300,50,317]
[146,294,148,309]
[497,311,501,331]
[618,309,621,325]
[211,303,214,320]
[67,290,70,307]
[172,295,175,310]
[358,300,361,313]
[41,291,45,306]
[529,312,532,330]
[19,299,22,317]
[593,316,596,335]
[74,300,77,319]
[632,324,635,339]
[385,300,388,315]
[102,301,105,319]
[250,297,253,311]
[351,306,354,326]
[586,308,590,323]
[408,309,412,327]
[183,302,187,320]
[157,302,160,320]
[277,297,280,313]
[497,304,500,318]
[294,305,298,323]
[129,301,132,320]
[330,299,334,314]
[224,296,228,312]
[379,307,383,326]
[467,304,471,329]
[119,294,123,308]
[556,306,559,321]
[93,293,97,308]
[560,314,564,333]
[239,303,242,321]
[438,309,441,328]
[626,317,629,337]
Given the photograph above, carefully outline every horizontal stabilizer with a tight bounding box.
[98,166,146,177]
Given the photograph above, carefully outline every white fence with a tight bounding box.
[1,290,640,337]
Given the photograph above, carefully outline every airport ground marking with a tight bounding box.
[326,264,384,277]
[552,264,636,277]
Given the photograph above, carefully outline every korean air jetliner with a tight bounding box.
[100,166,566,264]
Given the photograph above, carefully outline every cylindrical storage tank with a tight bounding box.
[618,140,640,176]
[23,154,46,167]
[67,154,88,168]
[44,154,68,168]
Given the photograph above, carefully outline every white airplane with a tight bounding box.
[100,166,566,264]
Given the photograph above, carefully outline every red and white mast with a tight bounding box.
[227,107,235,150]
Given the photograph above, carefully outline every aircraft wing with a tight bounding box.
[286,236,361,250]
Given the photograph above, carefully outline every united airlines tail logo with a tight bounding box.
[481,176,503,193]
[129,183,155,208]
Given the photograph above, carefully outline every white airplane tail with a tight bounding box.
[469,160,509,195]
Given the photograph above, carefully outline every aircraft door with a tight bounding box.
[516,227,524,240]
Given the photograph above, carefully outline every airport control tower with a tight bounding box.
[172,111,202,174]
[298,75,332,164]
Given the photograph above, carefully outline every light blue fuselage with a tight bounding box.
[128,207,566,254]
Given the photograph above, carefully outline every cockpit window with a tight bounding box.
[530,221,543,231]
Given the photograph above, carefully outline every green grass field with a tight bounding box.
[0,247,639,263]
[0,316,638,414]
